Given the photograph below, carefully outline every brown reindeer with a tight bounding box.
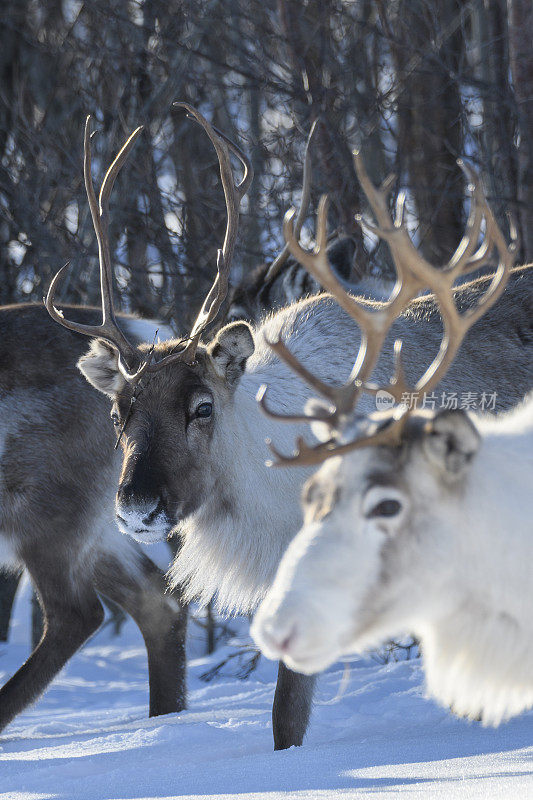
[0,122,190,733]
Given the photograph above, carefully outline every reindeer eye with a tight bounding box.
[111,410,121,428]
[367,499,402,518]
[195,402,213,419]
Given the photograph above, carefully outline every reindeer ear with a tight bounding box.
[423,409,480,477]
[77,339,126,397]
[208,322,255,387]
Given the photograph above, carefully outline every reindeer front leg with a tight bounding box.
[0,559,104,733]
[272,661,315,750]
[94,548,188,717]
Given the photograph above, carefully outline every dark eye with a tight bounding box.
[111,410,121,428]
[367,499,402,518]
[195,402,213,419]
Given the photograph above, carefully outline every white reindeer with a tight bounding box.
[252,396,533,725]
[251,161,533,726]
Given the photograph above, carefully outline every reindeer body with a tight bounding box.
[252,393,533,726]
[0,304,187,732]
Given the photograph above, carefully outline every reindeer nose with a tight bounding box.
[251,612,299,662]
[117,480,165,519]
[117,478,143,505]
[115,470,171,544]
[141,497,166,526]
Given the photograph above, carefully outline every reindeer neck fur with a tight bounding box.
[430,400,533,629]
[172,387,309,613]
[170,305,329,613]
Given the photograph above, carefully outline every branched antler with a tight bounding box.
[145,103,252,367]
[260,153,516,466]
[46,106,253,378]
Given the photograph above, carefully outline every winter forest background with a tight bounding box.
[1,0,532,335]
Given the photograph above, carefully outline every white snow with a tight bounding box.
[0,581,532,800]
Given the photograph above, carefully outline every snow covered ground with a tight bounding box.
[1,578,532,800]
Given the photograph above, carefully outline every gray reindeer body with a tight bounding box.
[0,303,187,732]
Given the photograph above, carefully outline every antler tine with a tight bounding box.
[266,411,409,467]
[211,123,253,201]
[444,160,485,275]
[353,151,438,293]
[284,195,375,328]
[265,119,318,283]
[97,120,144,327]
[256,331,364,431]
[46,117,146,380]
[266,435,338,468]
[353,149,397,232]
[266,334,358,411]
[462,210,517,275]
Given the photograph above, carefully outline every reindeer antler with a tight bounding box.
[259,154,516,466]
[46,106,252,378]
[140,102,252,368]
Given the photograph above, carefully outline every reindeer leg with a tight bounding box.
[0,570,23,642]
[93,547,187,717]
[0,561,104,733]
[272,661,315,750]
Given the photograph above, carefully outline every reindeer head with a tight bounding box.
[251,152,516,674]
[252,405,483,674]
[78,322,253,542]
[46,105,253,544]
